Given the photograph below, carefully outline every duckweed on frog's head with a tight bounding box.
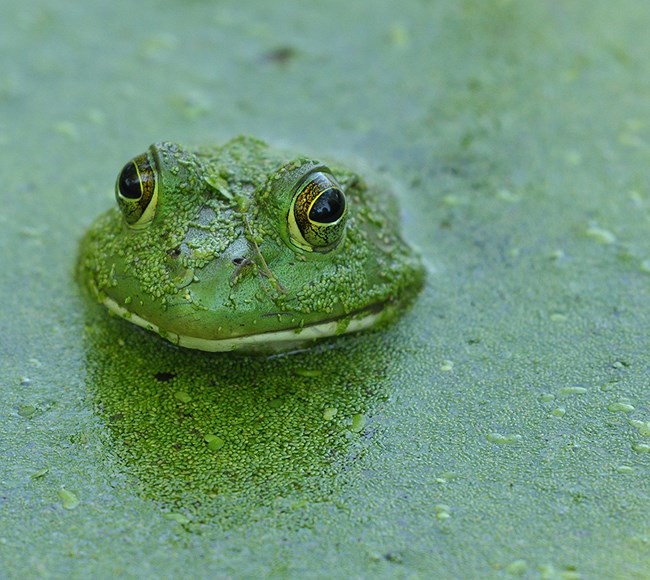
[78,136,424,352]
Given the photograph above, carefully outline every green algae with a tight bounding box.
[58,488,80,511]
[83,310,400,528]
[2,0,650,578]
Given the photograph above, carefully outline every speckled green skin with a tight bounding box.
[78,136,423,348]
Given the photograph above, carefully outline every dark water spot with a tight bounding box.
[383,551,403,564]
[262,45,298,65]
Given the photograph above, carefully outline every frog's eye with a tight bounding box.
[115,152,158,228]
[288,171,347,253]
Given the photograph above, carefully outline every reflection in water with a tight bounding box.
[84,306,402,530]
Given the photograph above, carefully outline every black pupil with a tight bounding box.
[118,162,142,200]
[309,188,345,223]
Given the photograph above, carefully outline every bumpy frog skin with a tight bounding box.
[78,136,424,352]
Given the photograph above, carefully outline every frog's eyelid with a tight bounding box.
[292,163,332,190]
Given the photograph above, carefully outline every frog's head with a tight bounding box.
[79,137,424,352]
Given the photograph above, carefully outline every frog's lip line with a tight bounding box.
[100,294,386,352]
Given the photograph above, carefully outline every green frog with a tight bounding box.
[78,136,424,352]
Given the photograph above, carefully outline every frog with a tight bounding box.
[78,136,424,353]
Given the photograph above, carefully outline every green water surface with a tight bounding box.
[1,1,649,578]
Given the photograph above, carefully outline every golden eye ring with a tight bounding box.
[288,171,347,253]
[115,152,158,228]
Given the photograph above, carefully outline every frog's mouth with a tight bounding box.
[100,294,390,353]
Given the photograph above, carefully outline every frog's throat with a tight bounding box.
[100,295,388,352]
